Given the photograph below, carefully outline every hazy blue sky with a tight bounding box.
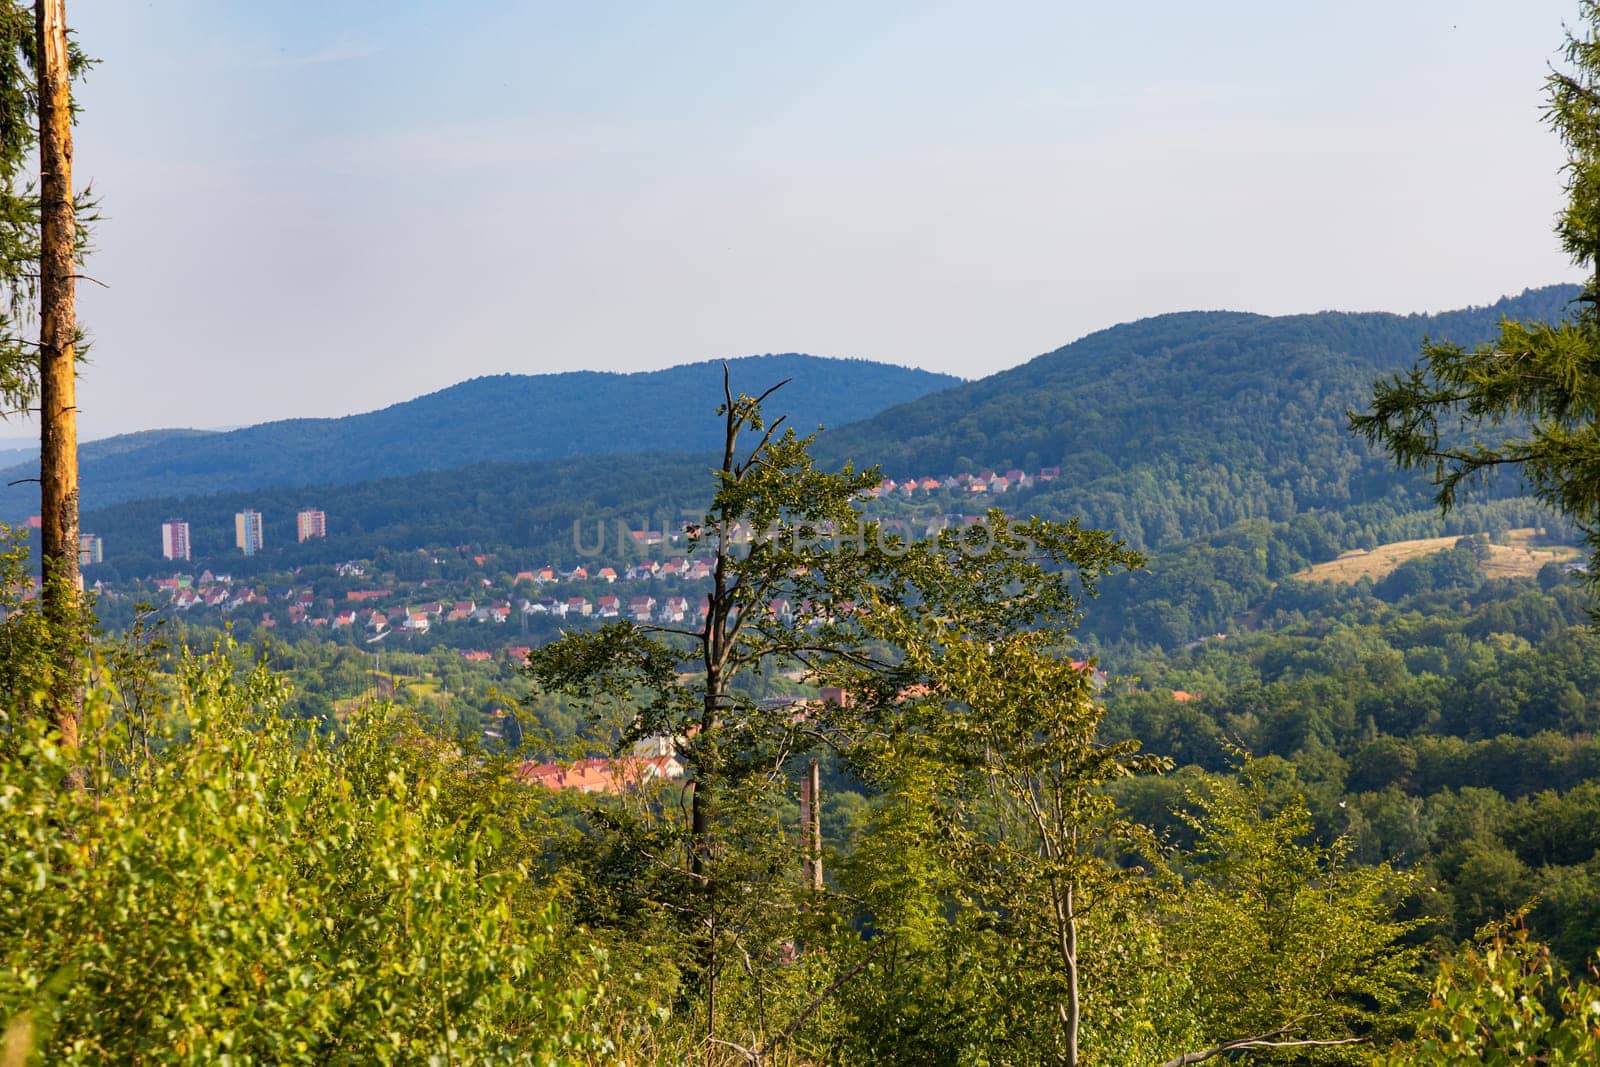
[59,0,1588,437]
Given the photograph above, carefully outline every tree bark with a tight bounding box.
[1063,882,1079,1067]
[35,0,80,756]
[803,758,822,892]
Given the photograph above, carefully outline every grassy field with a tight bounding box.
[1293,528,1580,585]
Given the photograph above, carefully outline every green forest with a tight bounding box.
[12,0,1600,1064]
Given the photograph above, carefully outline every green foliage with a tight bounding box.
[1379,915,1600,1065]
[527,378,1157,1062]
[0,523,54,722]
[834,623,1169,1065]
[0,638,615,1064]
[0,1,41,410]
[1097,564,1600,968]
[1374,543,1484,602]
[1164,762,1422,1054]
[0,3,94,414]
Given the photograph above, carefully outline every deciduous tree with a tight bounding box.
[527,369,1139,1060]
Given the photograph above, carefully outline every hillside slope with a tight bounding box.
[817,286,1578,547]
[0,355,959,517]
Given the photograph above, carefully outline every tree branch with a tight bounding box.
[1159,1031,1366,1067]
[755,939,886,1061]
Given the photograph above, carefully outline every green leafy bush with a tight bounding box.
[0,639,614,1065]
[1379,915,1600,1065]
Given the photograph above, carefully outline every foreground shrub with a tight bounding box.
[1378,913,1600,1065]
[0,640,612,1065]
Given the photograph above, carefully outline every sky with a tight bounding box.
[50,0,1592,438]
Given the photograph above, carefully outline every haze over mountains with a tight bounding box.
[0,355,959,517]
[67,285,1578,576]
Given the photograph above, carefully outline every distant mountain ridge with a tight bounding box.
[74,285,1581,576]
[0,427,215,473]
[0,355,960,518]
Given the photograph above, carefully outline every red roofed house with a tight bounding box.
[517,755,685,795]
[1069,659,1110,689]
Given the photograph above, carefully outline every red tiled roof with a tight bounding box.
[516,755,683,795]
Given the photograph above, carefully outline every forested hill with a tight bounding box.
[76,286,1582,578]
[0,354,959,517]
[817,285,1580,548]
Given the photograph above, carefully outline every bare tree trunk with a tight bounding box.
[691,683,718,878]
[35,0,80,758]
[1044,788,1081,1066]
[802,758,822,892]
[1064,883,1079,1067]
[704,912,718,1067]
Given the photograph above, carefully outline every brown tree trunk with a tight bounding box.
[691,681,718,878]
[35,0,80,755]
